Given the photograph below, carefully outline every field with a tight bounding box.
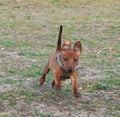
[0,0,120,116]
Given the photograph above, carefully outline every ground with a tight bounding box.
[0,0,120,117]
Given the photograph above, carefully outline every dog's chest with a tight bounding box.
[60,72,70,81]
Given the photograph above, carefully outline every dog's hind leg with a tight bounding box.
[51,80,55,87]
[39,63,50,85]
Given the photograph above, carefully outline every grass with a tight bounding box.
[0,0,120,116]
[87,82,108,91]
[104,114,120,117]
[32,112,53,117]
[19,51,50,56]
[0,36,31,47]
[21,64,41,77]
[86,76,120,91]
[51,0,60,3]
[2,79,23,88]
[46,43,56,48]
[6,64,42,77]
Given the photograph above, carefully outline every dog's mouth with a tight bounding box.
[62,66,75,73]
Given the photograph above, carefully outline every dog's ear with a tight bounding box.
[73,41,82,56]
[61,40,71,52]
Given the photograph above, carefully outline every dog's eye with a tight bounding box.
[73,58,78,62]
[64,58,68,61]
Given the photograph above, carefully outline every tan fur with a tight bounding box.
[39,25,82,97]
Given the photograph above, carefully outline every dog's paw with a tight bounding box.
[38,80,43,86]
[39,78,45,85]
[73,93,80,98]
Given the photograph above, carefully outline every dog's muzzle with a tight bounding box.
[68,67,73,73]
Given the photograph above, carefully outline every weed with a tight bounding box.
[37,52,50,56]
[22,64,41,77]
[8,69,18,74]
[0,39,30,47]
[12,5,21,9]
[22,89,31,96]
[9,22,16,28]
[32,112,53,117]
[104,114,120,117]
[51,0,60,4]
[101,78,120,85]
[107,29,116,35]
[64,87,72,93]
[0,2,4,6]
[87,82,108,91]
[105,70,114,75]
[46,43,55,48]
[19,51,50,56]
[2,78,23,87]
[0,115,13,117]
[0,41,13,47]
[0,91,17,106]
[3,79,17,85]
[64,5,72,9]
[19,51,36,56]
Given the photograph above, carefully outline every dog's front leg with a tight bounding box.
[71,72,80,97]
[54,74,62,89]
[39,62,50,85]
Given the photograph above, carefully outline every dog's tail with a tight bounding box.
[56,25,63,51]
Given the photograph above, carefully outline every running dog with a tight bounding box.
[39,25,82,97]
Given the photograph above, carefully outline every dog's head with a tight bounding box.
[60,41,82,73]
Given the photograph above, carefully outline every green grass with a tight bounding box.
[1,78,23,87]
[51,0,60,3]
[19,51,50,56]
[0,0,120,116]
[19,51,36,56]
[46,43,56,48]
[87,82,108,91]
[103,114,120,117]
[32,112,53,117]
[7,69,18,74]
[1,115,12,117]
[21,64,41,77]
[0,37,30,47]
[0,90,44,107]
[86,76,120,91]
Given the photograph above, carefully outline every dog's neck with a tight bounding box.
[56,53,66,71]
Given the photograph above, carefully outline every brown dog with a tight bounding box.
[39,25,82,97]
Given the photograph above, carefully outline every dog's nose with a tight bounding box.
[68,67,73,73]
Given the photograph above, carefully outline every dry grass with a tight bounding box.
[0,0,120,116]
